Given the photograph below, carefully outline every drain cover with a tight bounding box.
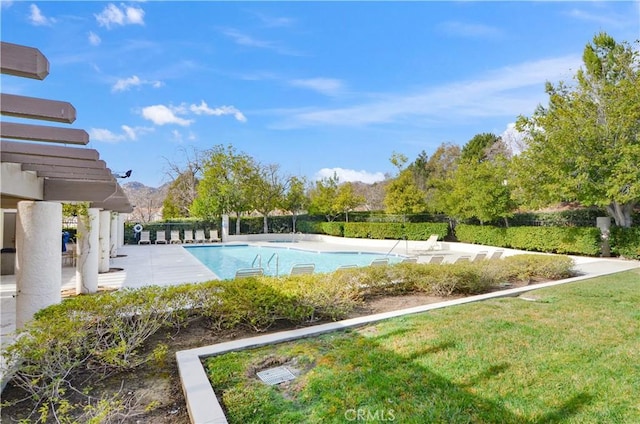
[256,366,296,385]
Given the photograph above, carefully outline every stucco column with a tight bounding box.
[221,214,229,242]
[15,201,62,328]
[99,210,111,273]
[118,213,126,246]
[76,208,100,294]
[110,212,119,258]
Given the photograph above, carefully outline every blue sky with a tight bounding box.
[2,1,639,188]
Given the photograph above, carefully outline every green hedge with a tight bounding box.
[455,224,601,256]
[343,222,449,240]
[610,227,640,259]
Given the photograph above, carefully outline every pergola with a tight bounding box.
[1,41,133,328]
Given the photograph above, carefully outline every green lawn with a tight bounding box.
[205,269,640,423]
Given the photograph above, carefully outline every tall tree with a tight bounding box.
[384,169,426,220]
[162,146,204,217]
[308,174,341,221]
[335,182,365,222]
[282,176,309,232]
[384,151,426,219]
[252,163,287,234]
[515,33,640,227]
[191,145,257,233]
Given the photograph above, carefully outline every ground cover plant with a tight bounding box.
[1,254,576,423]
[206,269,640,424]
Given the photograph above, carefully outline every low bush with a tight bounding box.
[2,254,575,422]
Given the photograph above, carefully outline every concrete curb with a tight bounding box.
[175,262,638,424]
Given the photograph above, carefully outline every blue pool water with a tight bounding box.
[184,244,404,279]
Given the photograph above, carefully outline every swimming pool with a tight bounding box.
[184,244,404,279]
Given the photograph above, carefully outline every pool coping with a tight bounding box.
[175,262,638,424]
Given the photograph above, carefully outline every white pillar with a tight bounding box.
[221,214,229,242]
[99,210,110,273]
[76,208,100,294]
[15,201,62,328]
[118,213,126,246]
[110,212,119,258]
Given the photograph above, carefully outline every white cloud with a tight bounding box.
[29,4,55,26]
[112,75,163,92]
[113,75,141,91]
[278,54,581,129]
[290,78,344,97]
[500,122,528,156]
[88,31,101,46]
[90,125,153,143]
[437,21,503,38]
[90,128,125,143]
[221,28,302,56]
[95,3,145,29]
[315,168,386,184]
[189,101,247,122]
[141,105,193,126]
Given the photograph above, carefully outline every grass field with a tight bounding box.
[205,269,640,423]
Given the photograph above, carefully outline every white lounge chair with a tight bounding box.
[427,255,445,264]
[235,267,264,278]
[209,229,221,242]
[401,257,418,263]
[194,229,206,243]
[336,264,358,270]
[183,230,194,243]
[454,256,471,263]
[473,251,488,261]
[138,231,151,245]
[414,234,441,254]
[155,230,168,244]
[489,249,504,260]
[290,263,315,275]
[170,230,182,244]
[370,258,389,267]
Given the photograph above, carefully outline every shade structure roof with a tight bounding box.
[0,41,132,213]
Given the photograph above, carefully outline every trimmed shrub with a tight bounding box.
[456,225,601,256]
[610,226,640,259]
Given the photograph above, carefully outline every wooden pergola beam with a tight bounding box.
[1,140,99,160]
[1,122,89,145]
[44,179,119,202]
[1,93,76,123]
[1,152,106,169]
[21,164,113,180]
[1,42,49,80]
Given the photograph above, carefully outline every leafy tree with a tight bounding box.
[161,192,182,220]
[308,174,341,221]
[335,182,365,222]
[383,152,427,220]
[282,176,309,232]
[460,133,508,162]
[162,146,204,217]
[419,143,462,213]
[252,163,287,234]
[515,33,640,227]
[384,169,426,219]
[191,145,257,233]
[448,154,515,225]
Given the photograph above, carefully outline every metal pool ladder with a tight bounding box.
[267,252,279,276]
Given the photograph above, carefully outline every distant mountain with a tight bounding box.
[121,181,169,223]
